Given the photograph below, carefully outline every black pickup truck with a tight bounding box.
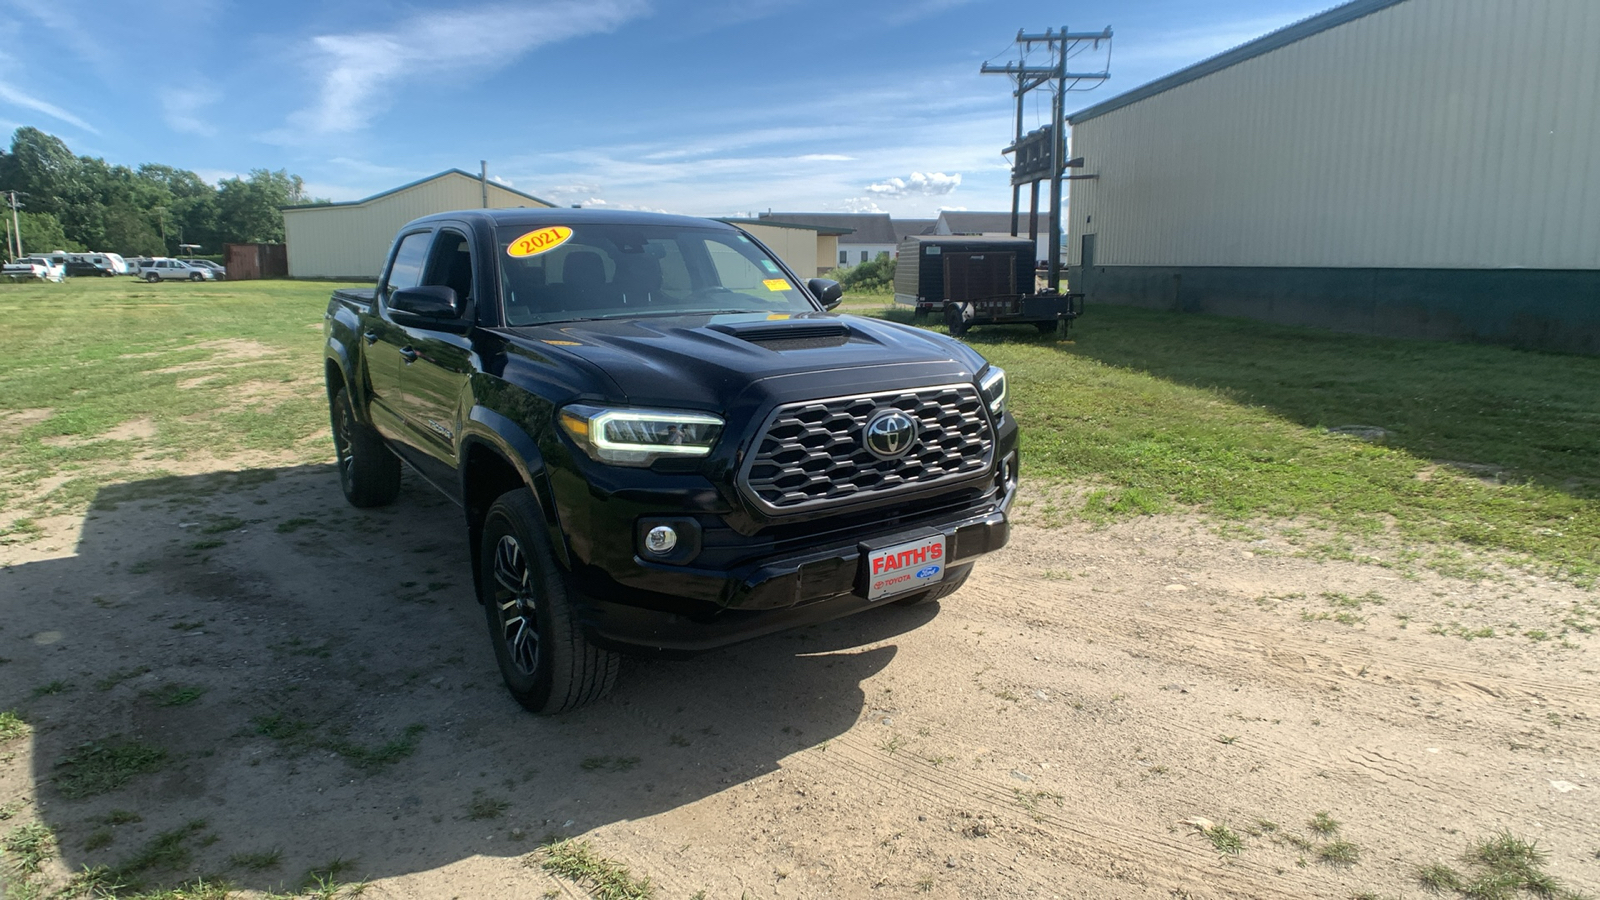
[324,209,1017,713]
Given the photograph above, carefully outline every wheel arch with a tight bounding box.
[460,408,567,601]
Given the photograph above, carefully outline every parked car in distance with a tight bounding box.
[3,256,66,282]
[138,258,216,282]
[62,258,118,277]
[181,259,227,279]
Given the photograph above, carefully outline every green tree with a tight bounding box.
[99,206,165,256]
[216,169,305,244]
[11,211,84,255]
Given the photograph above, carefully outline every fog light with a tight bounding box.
[644,525,678,555]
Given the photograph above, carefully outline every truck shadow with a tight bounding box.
[6,465,930,893]
[868,302,1600,498]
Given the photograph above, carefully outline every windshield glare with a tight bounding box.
[497,223,815,326]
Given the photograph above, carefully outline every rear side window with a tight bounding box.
[385,231,432,299]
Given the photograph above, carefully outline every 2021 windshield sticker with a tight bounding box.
[763,278,792,292]
[507,226,573,258]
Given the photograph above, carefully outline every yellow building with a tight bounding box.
[282,169,553,279]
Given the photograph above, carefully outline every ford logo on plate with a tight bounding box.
[863,409,918,460]
[916,565,941,578]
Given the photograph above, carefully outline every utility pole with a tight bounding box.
[480,160,489,209]
[981,26,1111,291]
[5,190,24,258]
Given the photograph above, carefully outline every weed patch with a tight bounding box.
[535,839,654,900]
[252,714,425,772]
[3,821,57,874]
[53,738,169,799]
[143,683,207,707]
[0,710,29,743]
[1414,830,1584,899]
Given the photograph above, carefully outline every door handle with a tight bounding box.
[362,330,378,345]
[399,347,419,364]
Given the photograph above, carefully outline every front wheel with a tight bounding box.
[190,272,204,282]
[480,489,619,714]
[330,386,401,507]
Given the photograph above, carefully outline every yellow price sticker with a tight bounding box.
[763,278,792,292]
[507,226,573,258]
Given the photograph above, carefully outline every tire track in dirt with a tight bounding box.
[799,729,1328,900]
[597,681,1300,898]
[969,570,1600,712]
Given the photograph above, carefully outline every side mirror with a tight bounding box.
[388,285,470,332]
[807,278,843,311]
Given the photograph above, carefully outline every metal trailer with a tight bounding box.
[892,234,1082,337]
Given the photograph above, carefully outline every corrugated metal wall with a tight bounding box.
[1067,0,1600,270]
[283,173,550,279]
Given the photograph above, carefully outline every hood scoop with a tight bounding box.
[709,319,851,351]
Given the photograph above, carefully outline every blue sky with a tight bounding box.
[0,0,1327,216]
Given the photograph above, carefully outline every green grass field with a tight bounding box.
[2,279,1596,582]
[842,292,1599,581]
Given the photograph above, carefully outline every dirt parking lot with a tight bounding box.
[3,460,1595,898]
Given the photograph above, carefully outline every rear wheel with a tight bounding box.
[1034,320,1059,334]
[330,386,401,507]
[480,488,619,714]
[893,563,972,606]
[144,272,160,283]
[944,303,970,338]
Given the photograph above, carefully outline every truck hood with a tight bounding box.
[498,312,990,408]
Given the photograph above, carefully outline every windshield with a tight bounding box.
[496,223,815,326]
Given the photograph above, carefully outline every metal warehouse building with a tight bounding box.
[282,169,553,279]
[1066,0,1600,354]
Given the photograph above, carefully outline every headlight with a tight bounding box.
[558,404,724,466]
[979,366,1006,418]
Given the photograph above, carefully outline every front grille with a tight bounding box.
[740,383,994,512]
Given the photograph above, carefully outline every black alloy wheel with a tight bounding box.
[478,488,618,714]
[491,534,541,677]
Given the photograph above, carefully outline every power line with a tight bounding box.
[980,26,1113,288]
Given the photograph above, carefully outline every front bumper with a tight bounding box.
[579,464,1015,654]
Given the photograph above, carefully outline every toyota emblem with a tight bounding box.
[863,409,918,460]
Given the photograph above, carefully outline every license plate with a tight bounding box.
[864,534,947,601]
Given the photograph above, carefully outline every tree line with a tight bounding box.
[0,126,323,259]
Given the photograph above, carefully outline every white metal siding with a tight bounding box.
[1068,0,1600,270]
[284,173,550,279]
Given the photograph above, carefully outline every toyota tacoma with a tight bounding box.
[323,209,1017,713]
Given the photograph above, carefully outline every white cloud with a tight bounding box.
[797,153,854,162]
[840,198,887,214]
[0,80,96,133]
[937,205,967,212]
[865,171,962,196]
[293,0,649,134]
[162,86,218,136]
[490,175,514,187]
